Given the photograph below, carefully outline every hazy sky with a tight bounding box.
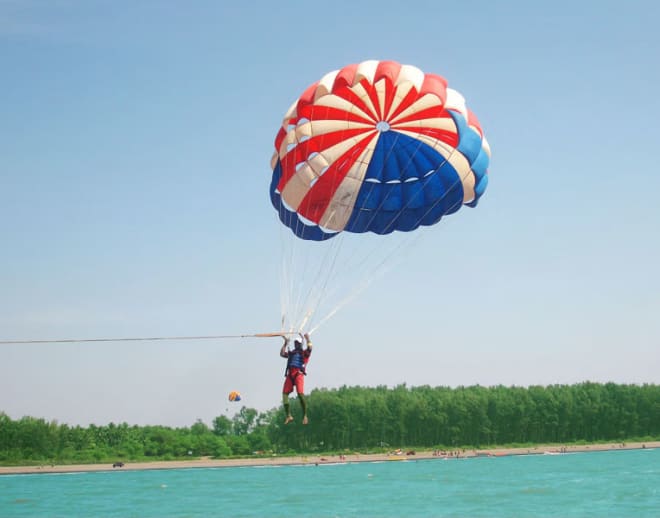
[2,0,659,427]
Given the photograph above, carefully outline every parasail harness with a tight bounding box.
[284,346,308,380]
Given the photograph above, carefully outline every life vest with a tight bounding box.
[285,349,306,376]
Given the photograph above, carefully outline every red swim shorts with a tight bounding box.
[283,369,305,394]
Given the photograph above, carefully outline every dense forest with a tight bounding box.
[1,382,658,465]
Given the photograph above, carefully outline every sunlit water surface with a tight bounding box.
[1,448,658,517]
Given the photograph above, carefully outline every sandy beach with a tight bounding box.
[1,441,657,476]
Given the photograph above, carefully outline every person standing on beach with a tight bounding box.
[280,332,312,425]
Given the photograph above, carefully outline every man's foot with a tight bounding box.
[302,416,308,425]
[284,415,294,425]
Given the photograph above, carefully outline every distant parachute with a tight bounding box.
[228,391,241,402]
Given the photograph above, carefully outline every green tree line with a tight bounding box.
[273,382,660,452]
[2,382,658,465]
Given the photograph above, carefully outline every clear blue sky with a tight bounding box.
[1,1,659,427]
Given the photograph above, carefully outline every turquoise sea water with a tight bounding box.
[1,448,658,517]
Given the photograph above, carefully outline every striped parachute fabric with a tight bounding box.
[270,60,490,241]
[228,391,241,402]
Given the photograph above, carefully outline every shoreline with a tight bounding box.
[1,441,657,476]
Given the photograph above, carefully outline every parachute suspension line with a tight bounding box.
[308,136,478,333]
[278,191,314,335]
[303,102,378,325]
[297,96,382,332]
[277,210,286,329]
[291,209,351,332]
[306,130,421,332]
[279,194,302,335]
[345,147,478,327]
[277,192,345,334]
[278,91,363,333]
[291,104,364,332]
[286,211,304,332]
[309,234,420,334]
[309,222,425,334]
[300,228,350,331]
[280,191,332,334]
[289,205,338,332]
[275,150,298,333]
[305,208,409,333]
[277,201,294,333]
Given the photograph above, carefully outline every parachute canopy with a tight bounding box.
[270,60,490,241]
[228,391,241,402]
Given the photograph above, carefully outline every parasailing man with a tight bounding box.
[280,332,312,425]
